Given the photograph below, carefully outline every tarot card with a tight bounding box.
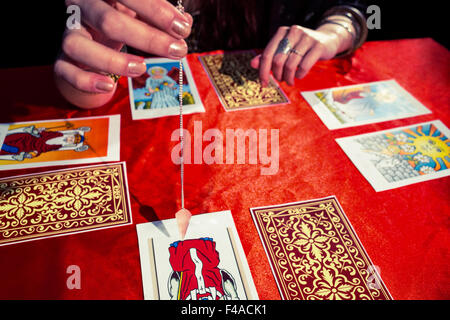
[336,120,450,191]
[199,51,289,111]
[136,210,259,300]
[128,57,204,120]
[0,162,132,246]
[251,196,392,300]
[0,115,120,171]
[301,80,431,129]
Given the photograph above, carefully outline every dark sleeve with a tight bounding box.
[267,0,368,38]
[301,0,368,28]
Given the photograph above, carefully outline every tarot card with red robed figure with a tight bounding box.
[0,115,120,171]
[136,211,258,300]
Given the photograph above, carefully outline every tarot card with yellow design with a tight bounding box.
[0,115,120,171]
[199,51,289,111]
[251,196,392,300]
[336,120,450,191]
[0,162,132,246]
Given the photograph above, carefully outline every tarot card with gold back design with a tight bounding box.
[250,196,392,300]
[0,162,132,246]
[199,51,289,111]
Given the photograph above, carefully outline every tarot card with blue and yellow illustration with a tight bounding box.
[336,120,450,191]
[302,80,431,129]
[128,57,204,120]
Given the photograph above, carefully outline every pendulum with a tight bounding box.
[174,0,192,239]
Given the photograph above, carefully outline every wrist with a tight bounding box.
[317,17,355,56]
[317,5,368,57]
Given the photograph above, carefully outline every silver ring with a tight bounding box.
[275,38,292,55]
[290,49,304,57]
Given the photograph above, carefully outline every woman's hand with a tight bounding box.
[251,20,354,86]
[54,0,192,108]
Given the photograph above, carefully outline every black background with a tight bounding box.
[0,1,447,69]
[0,300,446,318]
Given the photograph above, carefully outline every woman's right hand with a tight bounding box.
[54,0,192,108]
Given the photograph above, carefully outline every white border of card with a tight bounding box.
[136,210,259,300]
[0,115,120,171]
[301,80,431,129]
[336,120,450,191]
[128,57,205,120]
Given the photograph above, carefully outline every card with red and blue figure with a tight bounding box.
[136,210,258,300]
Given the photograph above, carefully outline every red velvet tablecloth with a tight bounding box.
[0,38,448,300]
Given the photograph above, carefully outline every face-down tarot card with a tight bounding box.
[199,51,289,111]
[0,162,132,246]
[250,196,393,300]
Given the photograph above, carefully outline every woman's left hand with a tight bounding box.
[250,24,352,86]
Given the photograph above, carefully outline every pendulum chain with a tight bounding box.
[177,0,185,209]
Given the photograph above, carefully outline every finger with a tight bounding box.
[62,30,146,77]
[259,26,289,86]
[250,54,261,69]
[283,33,315,85]
[73,0,188,59]
[271,26,305,82]
[184,12,193,26]
[295,43,324,80]
[54,56,116,94]
[118,0,192,39]
[114,2,137,18]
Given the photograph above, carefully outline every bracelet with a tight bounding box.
[318,5,368,56]
[319,19,356,42]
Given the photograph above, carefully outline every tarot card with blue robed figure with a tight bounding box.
[336,120,450,191]
[128,57,205,120]
[301,80,431,129]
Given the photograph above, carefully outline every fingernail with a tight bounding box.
[172,19,191,38]
[128,61,147,75]
[169,40,188,58]
[95,81,114,93]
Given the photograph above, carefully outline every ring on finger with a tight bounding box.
[275,38,292,55]
[106,73,121,83]
[290,48,304,57]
